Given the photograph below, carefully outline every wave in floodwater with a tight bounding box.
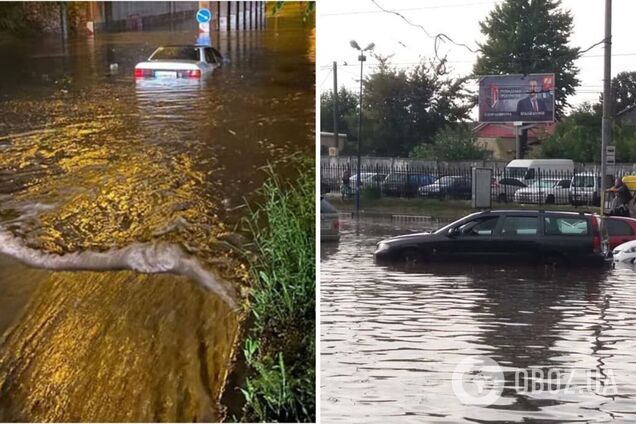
[0,226,237,308]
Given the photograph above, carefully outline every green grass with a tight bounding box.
[328,196,600,220]
[235,161,315,422]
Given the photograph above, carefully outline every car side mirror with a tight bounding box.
[448,227,460,237]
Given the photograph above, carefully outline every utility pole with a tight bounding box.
[356,51,365,213]
[332,61,339,156]
[349,40,374,214]
[600,0,612,215]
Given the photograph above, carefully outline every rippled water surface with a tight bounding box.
[321,217,636,423]
[0,14,314,422]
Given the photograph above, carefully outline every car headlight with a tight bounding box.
[376,242,390,252]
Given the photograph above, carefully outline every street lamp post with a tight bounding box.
[349,40,374,214]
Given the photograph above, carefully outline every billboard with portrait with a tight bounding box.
[478,74,555,123]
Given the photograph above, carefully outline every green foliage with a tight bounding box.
[410,125,491,161]
[541,103,636,162]
[474,0,580,119]
[328,56,472,157]
[238,160,315,422]
[361,186,381,200]
[271,1,315,21]
[612,71,636,115]
[541,103,600,162]
[320,87,359,151]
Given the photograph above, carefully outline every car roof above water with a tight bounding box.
[476,209,593,217]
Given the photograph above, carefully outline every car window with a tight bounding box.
[211,48,223,62]
[525,169,535,179]
[204,48,216,64]
[457,216,499,236]
[499,178,526,187]
[558,180,571,188]
[150,46,200,61]
[501,216,538,236]
[606,219,635,236]
[544,217,589,235]
[531,180,558,188]
[572,175,598,188]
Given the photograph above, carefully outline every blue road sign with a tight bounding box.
[196,8,212,24]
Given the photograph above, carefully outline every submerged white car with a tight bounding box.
[134,45,223,79]
[613,240,636,263]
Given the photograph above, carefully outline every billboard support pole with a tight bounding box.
[600,0,612,215]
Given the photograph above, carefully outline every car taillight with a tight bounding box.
[591,216,601,253]
[188,69,201,78]
[134,68,151,78]
[333,218,340,231]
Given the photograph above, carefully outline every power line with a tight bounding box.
[365,0,608,74]
[321,1,498,16]
[319,68,333,88]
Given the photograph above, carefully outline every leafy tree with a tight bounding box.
[541,103,636,162]
[474,0,580,120]
[359,56,413,156]
[612,71,636,115]
[541,103,600,162]
[410,125,491,161]
[319,88,359,138]
[358,56,472,156]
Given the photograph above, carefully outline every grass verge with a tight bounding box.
[327,196,599,220]
[233,161,315,422]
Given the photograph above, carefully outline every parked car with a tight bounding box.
[321,197,340,242]
[381,172,436,197]
[569,172,602,206]
[418,176,471,199]
[613,239,636,263]
[606,216,636,250]
[513,178,571,204]
[350,172,387,190]
[374,210,610,266]
[491,177,527,202]
[134,45,224,79]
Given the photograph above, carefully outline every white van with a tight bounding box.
[569,172,602,206]
[504,159,575,184]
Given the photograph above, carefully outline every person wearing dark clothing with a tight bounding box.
[608,177,632,216]
[342,169,351,187]
[517,79,547,114]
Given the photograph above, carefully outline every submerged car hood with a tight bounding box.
[380,231,434,244]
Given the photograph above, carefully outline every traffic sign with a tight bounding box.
[196,8,212,24]
[606,145,616,165]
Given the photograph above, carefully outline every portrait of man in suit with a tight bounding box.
[516,79,547,113]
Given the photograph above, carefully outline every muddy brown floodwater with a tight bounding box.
[321,217,636,423]
[0,14,314,422]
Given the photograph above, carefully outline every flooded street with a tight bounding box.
[0,14,314,422]
[321,218,636,423]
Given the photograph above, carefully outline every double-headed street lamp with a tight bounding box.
[349,40,374,214]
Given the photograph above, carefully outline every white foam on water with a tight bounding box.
[0,228,237,309]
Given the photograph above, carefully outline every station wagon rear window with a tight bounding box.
[544,217,588,235]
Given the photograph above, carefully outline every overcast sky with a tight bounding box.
[317,0,636,111]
